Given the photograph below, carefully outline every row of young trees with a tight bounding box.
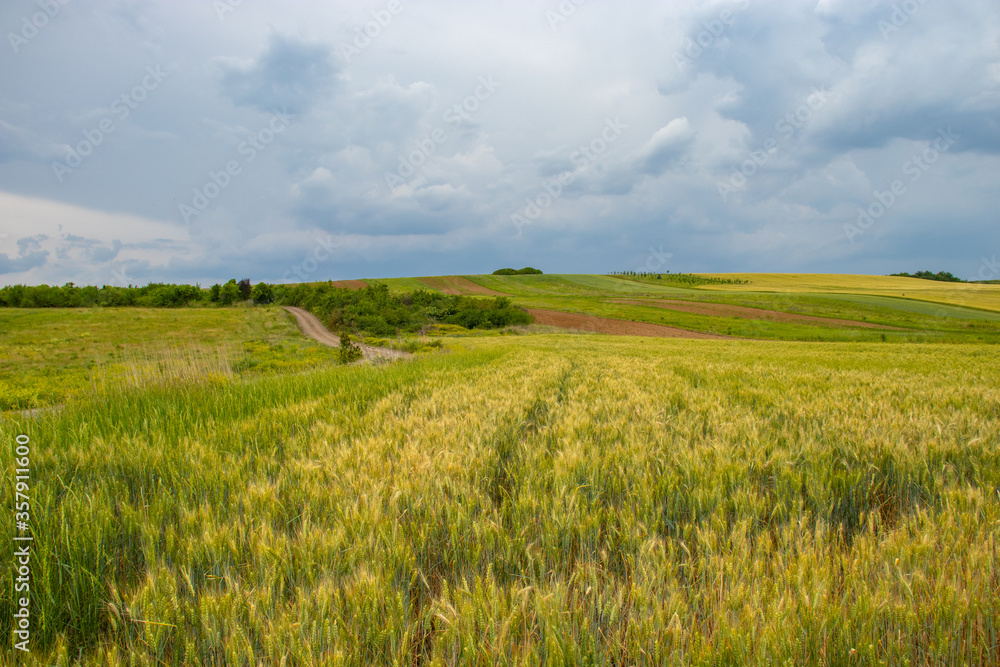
[609,271,749,285]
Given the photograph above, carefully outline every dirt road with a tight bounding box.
[282,306,411,361]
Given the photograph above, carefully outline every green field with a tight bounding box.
[277,273,1000,343]
[696,273,1000,313]
[0,307,339,412]
[432,274,1000,343]
[2,273,999,665]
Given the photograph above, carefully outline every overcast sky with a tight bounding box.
[1,0,998,286]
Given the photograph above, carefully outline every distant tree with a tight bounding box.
[219,279,240,306]
[251,282,274,304]
[237,278,252,300]
[209,284,222,302]
[179,284,204,304]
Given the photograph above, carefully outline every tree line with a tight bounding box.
[0,279,272,308]
[889,271,964,283]
[0,279,532,336]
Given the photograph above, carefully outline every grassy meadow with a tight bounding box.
[449,274,1000,343]
[0,307,338,412]
[2,319,999,664]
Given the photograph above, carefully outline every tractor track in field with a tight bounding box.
[526,309,732,339]
[415,276,508,296]
[613,299,903,329]
[282,306,412,361]
[330,279,368,290]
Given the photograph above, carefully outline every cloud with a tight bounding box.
[218,33,340,114]
[0,0,997,282]
[0,190,197,283]
[0,119,63,164]
[637,117,695,175]
[0,233,48,275]
[0,250,47,275]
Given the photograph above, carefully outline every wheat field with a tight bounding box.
[2,334,998,665]
[695,273,1000,314]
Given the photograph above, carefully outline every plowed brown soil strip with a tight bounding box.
[331,280,368,290]
[527,309,730,339]
[614,299,900,329]
[416,276,508,296]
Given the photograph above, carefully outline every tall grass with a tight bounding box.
[0,306,338,411]
[1,337,997,665]
[89,342,237,393]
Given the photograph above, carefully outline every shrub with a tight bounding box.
[339,333,363,363]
